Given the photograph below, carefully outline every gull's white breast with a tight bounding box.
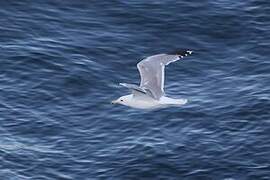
[127,96,187,109]
[127,97,161,109]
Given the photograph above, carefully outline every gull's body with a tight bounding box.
[112,50,192,109]
[116,94,188,109]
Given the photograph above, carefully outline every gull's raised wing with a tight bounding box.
[137,50,192,100]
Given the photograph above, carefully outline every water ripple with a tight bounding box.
[0,0,269,179]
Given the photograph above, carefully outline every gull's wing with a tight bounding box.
[119,83,155,99]
[119,83,147,94]
[137,50,192,100]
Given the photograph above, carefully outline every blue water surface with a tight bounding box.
[0,1,270,179]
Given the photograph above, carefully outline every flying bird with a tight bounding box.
[112,50,192,109]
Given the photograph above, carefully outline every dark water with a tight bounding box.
[0,1,270,179]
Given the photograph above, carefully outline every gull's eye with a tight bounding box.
[120,99,123,102]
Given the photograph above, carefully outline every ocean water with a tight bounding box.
[0,1,269,179]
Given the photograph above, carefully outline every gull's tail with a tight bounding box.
[160,96,188,106]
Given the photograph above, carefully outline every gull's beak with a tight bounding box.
[111,100,117,104]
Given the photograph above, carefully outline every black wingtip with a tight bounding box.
[169,50,193,57]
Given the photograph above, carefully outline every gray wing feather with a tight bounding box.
[137,51,192,100]
[119,83,155,98]
[119,83,146,93]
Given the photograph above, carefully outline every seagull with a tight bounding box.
[111,50,193,109]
